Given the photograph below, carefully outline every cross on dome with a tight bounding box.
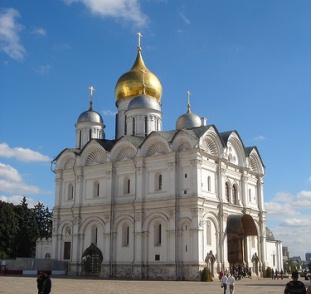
[89,86,95,110]
[187,90,192,113]
[137,32,143,51]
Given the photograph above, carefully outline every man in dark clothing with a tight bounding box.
[36,271,45,294]
[284,271,306,294]
[41,272,52,294]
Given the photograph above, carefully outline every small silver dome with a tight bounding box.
[77,110,103,124]
[128,94,161,111]
[176,112,201,129]
[266,227,275,241]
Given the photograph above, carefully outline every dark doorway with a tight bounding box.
[82,243,103,275]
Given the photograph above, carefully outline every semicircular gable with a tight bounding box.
[141,136,170,157]
[226,132,246,166]
[248,148,265,175]
[200,127,223,156]
[171,131,195,151]
[110,142,137,161]
[81,141,107,166]
[56,151,76,170]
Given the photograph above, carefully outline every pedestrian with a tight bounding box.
[228,273,235,294]
[284,271,306,294]
[41,272,52,294]
[36,271,45,294]
[306,276,311,294]
[221,271,228,294]
[272,268,274,279]
[281,269,284,280]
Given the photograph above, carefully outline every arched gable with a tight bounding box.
[56,149,76,170]
[222,131,246,166]
[80,141,108,166]
[177,217,193,229]
[202,212,219,232]
[57,220,73,235]
[247,147,265,175]
[114,215,134,231]
[79,216,106,235]
[171,130,197,152]
[110,138,137,161]
[140,133,170,157]
[142,212,169,231]
[199,126,224,157]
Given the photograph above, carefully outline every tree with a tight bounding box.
[14,197,40,257]
[33,202,53,239]
[0,201,19,258]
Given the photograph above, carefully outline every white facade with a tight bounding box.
[36,41,282,280]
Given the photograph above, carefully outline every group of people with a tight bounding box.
[36,271,52,294]
[271,268,284,280]
[219,270,235,294]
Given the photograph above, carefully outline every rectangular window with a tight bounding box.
[158,174,162,190]
[132,118,135,135]
[185,174,187,178]
[64,242,71,260]
[155,254,160,261]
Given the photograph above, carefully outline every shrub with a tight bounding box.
[266,267,272,278]
[201,267,213,282]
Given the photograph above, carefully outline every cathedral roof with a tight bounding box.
[77,109,103,124]
[114,48,162,102]
[128,94,161,111]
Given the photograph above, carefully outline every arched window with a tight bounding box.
[206,220,212,245]
[207,176,211,192]
[45,253,51,259]
[122,223,130,247]
[232,184,237,204]
[154,223,162,246]
[225,182,230,202]
[68,183,74,200]
[249,188,252,202]
[91,225,98,245]
[93,181,100,197]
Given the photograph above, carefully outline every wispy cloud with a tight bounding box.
[254,135,266,141]
[34,64,51,74]
[0,143,51,162]
[0,8,26,60]
[63,0,148,27]
[0,195,39,208]
[102,109,117,116]
[179,12,190,24]
[31,27,46,36]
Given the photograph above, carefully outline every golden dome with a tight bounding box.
[115,49,162,101]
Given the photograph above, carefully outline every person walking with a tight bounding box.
[284,271,306,294]
[36,271,45,294]
[41,272,52,294]
[272,268,274,279]
[221,272,229,294]
[228,273,235,294]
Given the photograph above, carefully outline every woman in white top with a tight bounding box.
[228,274,235,294]
[221,272,229,294]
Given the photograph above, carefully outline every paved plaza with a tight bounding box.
[0,275,309,294]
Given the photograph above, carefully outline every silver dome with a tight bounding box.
[77,110,103,124]
[176,112,201,129]
[128,94,161,111]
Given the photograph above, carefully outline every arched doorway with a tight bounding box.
[81,243,103,275]
[227,215,257,268]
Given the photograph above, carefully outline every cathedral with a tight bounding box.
[36,34,283,280]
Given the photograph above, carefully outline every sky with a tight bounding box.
[0,0,310,259]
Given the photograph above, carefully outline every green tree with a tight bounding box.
[33,202,53,239]
[14,197,40,257]
[0,201,19,258]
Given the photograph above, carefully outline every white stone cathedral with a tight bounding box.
[36,34,283,280]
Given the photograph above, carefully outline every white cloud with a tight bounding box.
[265,201,299,218]
[31,27,46,36]
[0,8,26,60]
[0,143,51,162]
[0,179,41,195]
[63,0,148,27]
[179,12,190,24]
[102,109,117,116]
[0,163,22,182]
[254,135,266,141]
[0,195,39,208]
[34,64,51,74]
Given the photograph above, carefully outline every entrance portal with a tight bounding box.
[82,243,103,275]
[227,215,257,266]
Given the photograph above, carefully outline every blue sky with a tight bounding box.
[0,0,310,259]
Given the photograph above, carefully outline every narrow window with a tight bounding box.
[68,184,74,200]
[91,225,98,245]
[158,224,162,245]
[206,221,212,245]
[154,223,162,246]
[122,224,130,246]
[207,176,211,192]
[124,117,127,135]
[127,179,130,194]
[185,174,187,178]
[132,117,135,135]
[158,174,162,190]
[225,182,230,202]
[64,242,71,260]
[232,184,237,204]
[93,181,100,197]
[249,189,252,202]
[145,116,148,136]
[89,129,92,140]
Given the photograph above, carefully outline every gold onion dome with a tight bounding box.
[114,48,162,101]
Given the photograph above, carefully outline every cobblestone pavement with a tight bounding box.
[0,275,309,294]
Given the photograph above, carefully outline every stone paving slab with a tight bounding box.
[0,275,309,294]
